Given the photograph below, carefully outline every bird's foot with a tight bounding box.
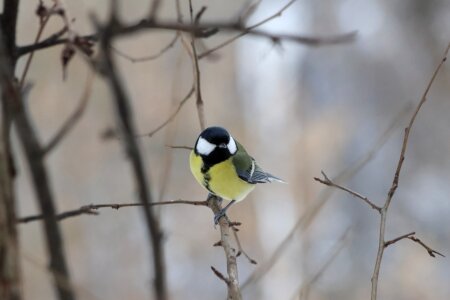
[213,208,229,226]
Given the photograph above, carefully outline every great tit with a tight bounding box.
[190,126,285,224]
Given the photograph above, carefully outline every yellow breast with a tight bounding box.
[189,151,255,202]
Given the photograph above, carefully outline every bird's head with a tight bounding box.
[194,126,237,165]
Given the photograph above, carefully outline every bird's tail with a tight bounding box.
[266,173,287,184]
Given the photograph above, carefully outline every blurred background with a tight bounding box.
[11,0,450,299]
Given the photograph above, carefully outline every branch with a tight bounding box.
[93,5,167,299]
[314,171,381,212]
[232,228,257,265]
[4,70,76,300]
[407,235,445,258]
[384,231,415,247]
[17,199,208,223]
[135,84,195,138]
[242,103,408,291]
[384,232,444,258]
[112,33,179,63]
[198,0,296,58]
[207,195,242,300]
[17,19,356,57]
[188,1,206,130]
[370,42,450,300]
[42,70,95,155]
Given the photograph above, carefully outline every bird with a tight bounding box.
[189,126,285,224]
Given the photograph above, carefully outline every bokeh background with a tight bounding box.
[12,0,450,299]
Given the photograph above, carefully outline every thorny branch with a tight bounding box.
[314,42,450,300]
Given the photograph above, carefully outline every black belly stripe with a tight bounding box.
[201,162,214,193]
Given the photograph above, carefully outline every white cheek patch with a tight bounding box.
[196,137,216,155]
[227,136,237,154]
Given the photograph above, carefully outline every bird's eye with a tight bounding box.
[218,143,227,149]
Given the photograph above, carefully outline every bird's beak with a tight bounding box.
[218,143,227,149]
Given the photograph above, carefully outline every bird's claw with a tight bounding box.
[214,208,227,226]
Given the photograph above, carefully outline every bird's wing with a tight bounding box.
[232,142,285,184]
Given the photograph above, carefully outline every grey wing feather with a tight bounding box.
[237,159,286,184]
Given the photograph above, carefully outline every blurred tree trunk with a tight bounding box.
[0,103,21,300]
[0,1,21,299]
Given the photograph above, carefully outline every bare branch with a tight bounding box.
[207,195,242,300]
[370,42,450,300]
[384,232,416,247]
[407,236,445,258]
[112,33,179,63]
[19,1,53,87]
[94,7,167,298]
[5,70,76,300]
[17,199,208,223]
[314,171,381,212]
[167,145,193,150]
[136,85,195,138]
[232,228,257,265]
[188,1,206,130]
[17,18,356,57]
[211,266,230,285]
[199,0,297,58]
[242,103,408,291]
[384,232,444,258]
[42,70,95,155]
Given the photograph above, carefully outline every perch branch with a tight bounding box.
[207,195,242,300]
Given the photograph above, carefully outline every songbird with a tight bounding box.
[190,126,285,224]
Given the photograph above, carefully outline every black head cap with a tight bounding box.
[195,126,237,168]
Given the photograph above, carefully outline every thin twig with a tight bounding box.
[314,171,381,212]
[188,0,206,130]
[112,33,179,63]
[384,232,444,257]
[232,228,257,265]
[370,42,450,300]
[242,104,409,291]
[135,84,195,138]
[211,266,230,285]
[42,70,95,155]
[407,236,445,258]
[167,145,193,150]
[17,199,208,223]
[19,3,53,87]
[198,0,297,59]
[384,232,415,247]
[17,18,356,57]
